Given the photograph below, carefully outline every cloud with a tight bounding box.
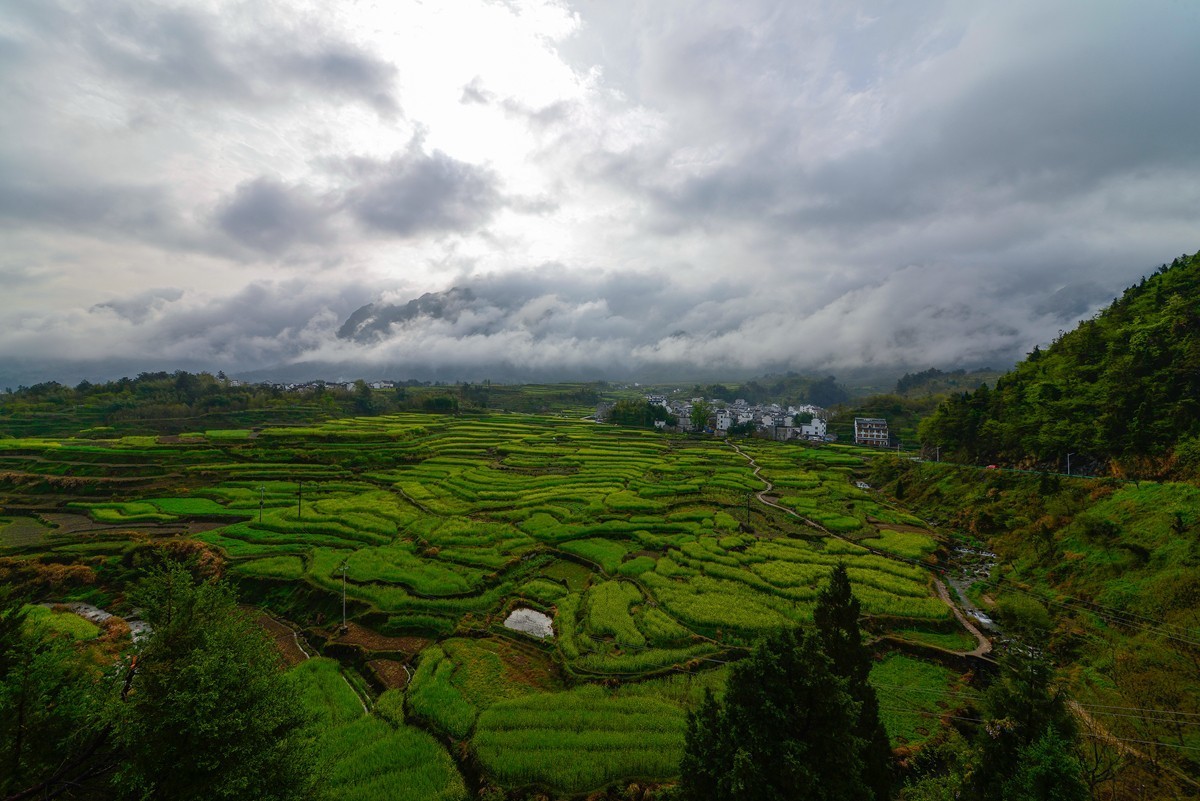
[91,288,184,324]
[215,177,335,253]
[336,141,504,238]
[324,263,1074,378]
[1,0,1199,386]
[6,0,400,115]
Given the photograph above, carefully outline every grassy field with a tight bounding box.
[0,409,975,797]
[291,657,467,801]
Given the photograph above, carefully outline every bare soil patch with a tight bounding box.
[366,658,409,689]
[491,637,560,692]
[254,612,309,667]
[330,622,430,655]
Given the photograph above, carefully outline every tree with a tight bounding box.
[112,562,312,801]
[972,649,1080,800]
[679,627,868,801]
[813,564,893,801]
[0,588,112,798]
[690,401,712,432]
[1001,728,1089,801]
[679,689,725,801]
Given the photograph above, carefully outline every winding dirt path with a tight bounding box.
[933,579,991,657]
[726,439,991,658]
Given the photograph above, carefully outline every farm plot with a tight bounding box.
[0,409,967,797]
[292,658,466,801]
[473,685,687,793]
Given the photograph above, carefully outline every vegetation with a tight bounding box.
[0,389,1007,798]
[114,563,314,801]
[681,373,849,408]
[919,250,1200,476]
[292,658,466,801]
[0,566,316,801]
[680,626,868,801]
[814,565,893,800]
[871,456,1200,797]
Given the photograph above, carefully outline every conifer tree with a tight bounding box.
[113,562,313,801]
[972,649,1082,801]
[680,627,867,801]
[814,564,893,801]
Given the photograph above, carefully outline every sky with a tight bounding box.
[1,0,1198,386]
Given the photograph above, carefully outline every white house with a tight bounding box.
[801,417,827,439]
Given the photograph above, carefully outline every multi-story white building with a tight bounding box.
[854,417,889,447]
[801,417,827,440]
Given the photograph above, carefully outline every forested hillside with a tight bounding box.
[918,251,1200,476]
[869,458,1200,797]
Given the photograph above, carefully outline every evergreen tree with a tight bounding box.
[972,650,1080,800]
[814,564,893,801]
[1001,728,1089,801]
[680,627,867,801]
[112,562,313,801]
[679,689,725,801]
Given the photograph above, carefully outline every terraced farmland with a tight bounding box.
[0,411,971,797]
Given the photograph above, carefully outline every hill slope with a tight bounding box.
[919,251,1200,476]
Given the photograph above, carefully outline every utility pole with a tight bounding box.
[1067,452,1076,477]
[258,485,265,523]
[935,445,941,462]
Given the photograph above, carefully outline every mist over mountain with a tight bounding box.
[2,1,1199,388]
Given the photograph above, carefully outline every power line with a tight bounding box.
[875,706,1200,752]
[871,682,1200,727]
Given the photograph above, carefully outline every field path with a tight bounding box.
[725,439,991,658]
[255,611,368,713]
[933,579,991,657]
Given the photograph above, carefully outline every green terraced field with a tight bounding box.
[0,409,973,797]
[292,658,466,801]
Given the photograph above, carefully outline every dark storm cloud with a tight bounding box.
[4,0,1199,385]
[4,0,400,115]
[207,139,513,254]
[630,3,1200,236]
[91,288,184,324]
[0,166,204,251]
[336,144,504,238]
[215,177,334,253]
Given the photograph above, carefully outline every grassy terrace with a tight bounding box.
[0,411,973,796]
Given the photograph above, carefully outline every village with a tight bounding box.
[599,391,892,448]
[227,376,893,448]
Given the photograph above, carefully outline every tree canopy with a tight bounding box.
[814,565,893,801]
[919,250,1200,475]
[680,626,868,801]
[0,564,313,801]
[113,563,313,801]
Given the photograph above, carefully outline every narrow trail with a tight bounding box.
[261,611,368,714]
[933,579,991,657]
[725,439,991,659]
[1069,702,1200,792]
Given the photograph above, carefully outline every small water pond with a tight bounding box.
[503,607,554,639]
